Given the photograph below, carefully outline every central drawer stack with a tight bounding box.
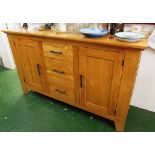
[42,42,75,104]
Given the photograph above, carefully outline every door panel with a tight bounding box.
[86,57,114,108]
[18,39,44,92]
[79,47,124,116]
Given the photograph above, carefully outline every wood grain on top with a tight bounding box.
[2,29,148,49]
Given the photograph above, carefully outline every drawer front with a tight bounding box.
[43,42,73,62]
[48,74,75,104]
[45,57,74,80]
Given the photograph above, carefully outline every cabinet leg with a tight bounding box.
[114,121,125,132]
[23,90,28,95]
[23,87,28,95]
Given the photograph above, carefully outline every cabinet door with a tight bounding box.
[79,47,124,116]
[17,39,45,92]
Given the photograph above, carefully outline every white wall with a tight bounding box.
[131,48,155,112]
[0,23,15,69]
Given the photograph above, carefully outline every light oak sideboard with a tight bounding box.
[3,30,148,131]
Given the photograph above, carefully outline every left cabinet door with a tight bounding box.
[16,38,45,93]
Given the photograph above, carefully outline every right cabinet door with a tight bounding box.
[79,47,124,116]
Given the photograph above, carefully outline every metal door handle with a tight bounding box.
[37,64,41,75]
[80,75,83,88]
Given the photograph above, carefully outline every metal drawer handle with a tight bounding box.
[49,50,63,54]
[52,69,65,74]
[55,89,66,94]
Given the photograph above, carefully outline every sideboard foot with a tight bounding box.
[114,121,125,132]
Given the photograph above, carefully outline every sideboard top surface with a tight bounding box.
[2,29,148,50]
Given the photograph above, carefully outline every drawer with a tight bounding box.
[45,57,74,80]
[43,42,73,62]
[48,74,75,104]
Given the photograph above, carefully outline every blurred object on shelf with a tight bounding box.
[108,23,124,34]
[98,23,108,29]
[57,23,67,32]
[89,23,99,28]
[27,23,34,31]
[66,23,81,33]
[6,23,22,30]
[73,23,80,33]
[109,23,117,38]
[66,24,74,33]
[67,23,83,33]
[141,24,155,35]
[131,24,142,32]
[28,23,41,31]
[53,23,108,33]
[51,24,58,32]
[45,23,53,29]
[116,23,125,32]
[80,23,89,29]
[124,24,155,35]
[38,24,45,31]
[23,23,28,30]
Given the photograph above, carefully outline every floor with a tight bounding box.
[0,67,155,132]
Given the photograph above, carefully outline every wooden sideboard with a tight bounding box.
[3,30,148,131]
